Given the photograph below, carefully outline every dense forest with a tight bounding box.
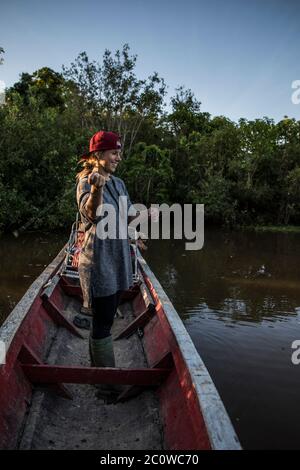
[0,44,300,233]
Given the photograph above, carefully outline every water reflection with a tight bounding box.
[2,228,300,448]
[144,229,300,449]
[145,229,300,325]
[0,231,67,324]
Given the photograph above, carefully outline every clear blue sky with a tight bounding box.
[1,0,300,122]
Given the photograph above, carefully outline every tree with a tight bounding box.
[120,142,173,204]
[7,67,69,110]
[168,86,210,137]
[2,43,300,232]
[62,44,167,155]
[276,118,300,224]
[0,68,85,231]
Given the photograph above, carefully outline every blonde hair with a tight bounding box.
[76,151,104,181]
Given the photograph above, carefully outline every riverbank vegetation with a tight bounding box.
[1,44,300,233]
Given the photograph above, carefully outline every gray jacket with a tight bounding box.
[76,175,133,298]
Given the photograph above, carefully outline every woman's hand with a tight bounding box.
[88,171,109,191]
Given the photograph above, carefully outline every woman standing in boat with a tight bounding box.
[76,131,133,388]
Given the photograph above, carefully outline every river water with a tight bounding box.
[1,228,300,449]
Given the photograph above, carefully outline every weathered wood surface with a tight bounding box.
[21,364,171,385]
[19,299,163,450]
[0,241,241,450]
[137,252,241,450]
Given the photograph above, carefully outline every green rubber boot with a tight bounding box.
[90,336,116,368]
[89,336,122,401]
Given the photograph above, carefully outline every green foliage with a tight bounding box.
[0,89,80,231]
[195,174,237,226]
[168,86,210,137]
[7,67,69,110]
[119,143,173,204]
[62,44,167,156]
[1,44,300,233]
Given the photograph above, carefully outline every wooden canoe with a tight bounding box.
[0,246,241,450]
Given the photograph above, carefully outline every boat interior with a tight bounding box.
[0,247,241,450]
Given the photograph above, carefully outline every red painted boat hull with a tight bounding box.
[0,248,241,450]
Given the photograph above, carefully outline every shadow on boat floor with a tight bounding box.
[18,298,163,450]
